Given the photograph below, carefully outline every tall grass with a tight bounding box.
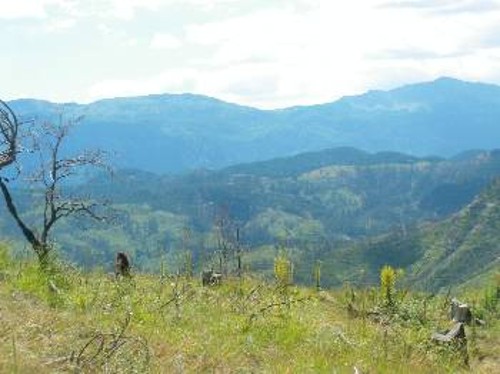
[0,246,498,373]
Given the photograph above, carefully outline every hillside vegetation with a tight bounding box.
[316,177,500,292]
[1,147,499,291]
[0,246,499,373]
[406,177,500,290]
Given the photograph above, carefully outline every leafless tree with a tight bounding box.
[0,99,18,170]
[0,100,110,264]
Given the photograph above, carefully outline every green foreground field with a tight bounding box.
[0,247,499,373]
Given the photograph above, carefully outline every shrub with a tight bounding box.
[380,265,396,307]
[274,253,292,286]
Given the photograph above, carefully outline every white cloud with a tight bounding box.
[127,37,140,47]
[179,4,383,105]
[45,18,77,32]
[150,33,182,49]
[0,0,50,19]
[379,0,500,14]
[0,0,84,19]
[86,68,198,100]
[4,0,500,108]
[106,0,162,20]
[177,0,500,106]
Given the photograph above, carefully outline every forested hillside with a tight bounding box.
[316,177,500,292]
[1,147,498,290]
[396,177,500,291]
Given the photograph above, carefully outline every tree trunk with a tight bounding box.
[0,178,47,261]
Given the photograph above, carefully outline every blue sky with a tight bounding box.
[1,0,500,108]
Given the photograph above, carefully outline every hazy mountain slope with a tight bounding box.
[407,177,500,291]
[9,95,274,172]
[7,77,500,173]
[279,78,500,156]
[221,147,434,177]
[331,177,500,292]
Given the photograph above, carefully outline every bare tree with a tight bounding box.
[0,100,110,264]
[0,99,18,170]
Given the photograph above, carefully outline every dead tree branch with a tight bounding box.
[0,101,111,263]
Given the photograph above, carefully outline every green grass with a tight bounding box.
[0,245,498,373]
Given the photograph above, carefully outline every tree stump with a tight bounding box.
[201,270,222,286]
[450,298,472,324]
[115,252,131,278]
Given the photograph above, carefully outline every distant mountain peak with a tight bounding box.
[7,77,500,173]
[408,76,500,91]
[433,76,463,83]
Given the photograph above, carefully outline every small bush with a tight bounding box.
[274,253,293,286]
[380,265,396,307]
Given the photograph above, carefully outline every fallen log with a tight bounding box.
[431,322,469,367]
[431,322,466,343]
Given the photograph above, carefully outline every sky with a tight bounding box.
[1,0,500,108]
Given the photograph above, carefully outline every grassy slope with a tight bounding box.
[0,246,499,373]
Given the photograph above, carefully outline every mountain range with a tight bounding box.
[7,77,500,173]
[0,140,499,291]
[2,77,500,291]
